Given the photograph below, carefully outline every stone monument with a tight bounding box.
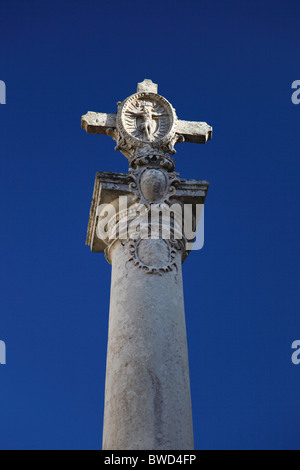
[82,79,212,450]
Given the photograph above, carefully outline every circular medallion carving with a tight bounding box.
[117,92,177,148]
[128,238,178,275]
[137,239,170,268]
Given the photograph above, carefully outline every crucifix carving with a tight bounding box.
[82,79,212,160]
[127,101,168,142]
[82,79,213,450]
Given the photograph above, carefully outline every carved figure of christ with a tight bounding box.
[127,103,168,141]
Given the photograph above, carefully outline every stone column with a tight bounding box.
[86,162,209,450]
[83,79,212,450]
[102,235,193,450]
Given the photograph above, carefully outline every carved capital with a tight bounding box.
[86,170,209,273]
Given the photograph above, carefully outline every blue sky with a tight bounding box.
[0,0,300,450]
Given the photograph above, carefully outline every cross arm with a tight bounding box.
[82,112,212,144]
[81,111,116,135]
[175,120,212,144]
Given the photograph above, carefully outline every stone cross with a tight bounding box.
[82,79,212,158]
[82,79,212,450]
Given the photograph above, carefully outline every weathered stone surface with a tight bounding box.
[176,119,212,144]
[139,169,167,203]
[82,112,212,145]
[137,78,158,94]
[82,79,212,450]
[86,172,132,253]
[81,79,213,158]
[102,240,193,450]
[81,111,116,135]
[86,171,209,254]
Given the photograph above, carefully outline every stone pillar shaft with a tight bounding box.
[102,239,194,450]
